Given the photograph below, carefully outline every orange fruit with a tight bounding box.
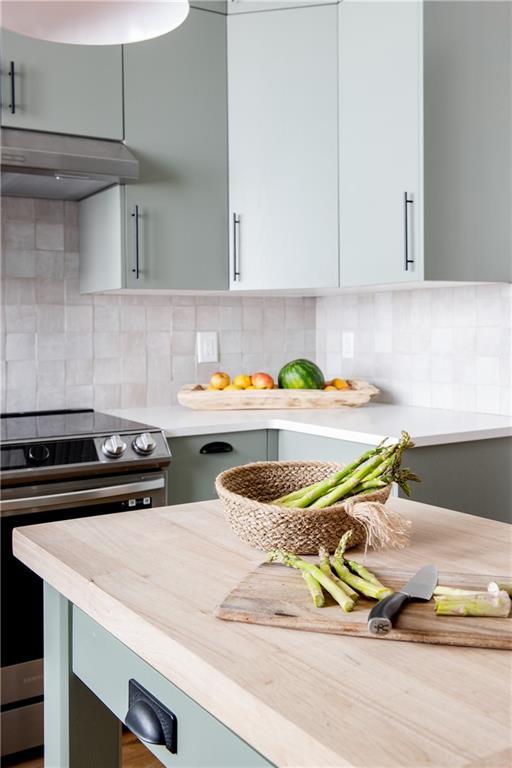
[209,371,230,390]
[233,374,252,389]
[224,384,243,391]
[251,372,275,389]
[324,385,337,391]
[332,378,350,390]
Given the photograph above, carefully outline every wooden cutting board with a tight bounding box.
[177,379,379,409]
[218,563,512,650]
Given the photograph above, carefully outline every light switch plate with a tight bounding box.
[196,331,218,363]
[342,331,354,359]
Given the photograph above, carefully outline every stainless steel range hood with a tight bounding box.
[1,128,139,201]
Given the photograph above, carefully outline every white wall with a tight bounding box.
[316,286,512,416]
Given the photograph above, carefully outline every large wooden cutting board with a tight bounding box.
[218,564,512,650]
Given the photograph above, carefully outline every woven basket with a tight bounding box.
[215,461,393,554]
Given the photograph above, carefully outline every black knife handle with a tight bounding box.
[368,592,409,635]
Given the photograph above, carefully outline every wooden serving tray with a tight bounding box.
[218,563,512,649]
[178,379,379,410]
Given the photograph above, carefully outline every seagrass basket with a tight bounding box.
[215,461,394,554]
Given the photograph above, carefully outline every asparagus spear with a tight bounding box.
[311,432,414,508]
[272,441,388,507]
[332,557,393,600]
[318,546,359,602]
[433,586,478,596]
[267,550,354,613]
[434,591,511,617]
[302,572,325,607]
[488,581,512,597]
[346,559,389,590]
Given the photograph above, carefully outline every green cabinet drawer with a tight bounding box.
[72,608,272,768]
[167,430,269,505]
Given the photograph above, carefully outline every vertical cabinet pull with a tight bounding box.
[403,192,414,271]
[233,212,241,282]
[131,205,140,280]
[8,61,16,114]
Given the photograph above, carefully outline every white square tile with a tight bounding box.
[4,250,37,278]
[6,387,37,411]
[147,381,173,406]
[431,328,453,355]
[66,305,93,333]
[94,333,121,358]
[220,330,242,354]
[37,305,65,333]
[35,199,64,223]
[4,221,35,249]
[147,331,170,356]
[36,251,64,279]
[476,384,501,414]
[120,305,145,331]
[3,197,35,222]
[35,222,64,251]
[66,385,94,409]
[66,359,93,386]
[172,305,195,331]
[93,384,121,410]
[475,326,502,357]
[146,306,172,332]
[171,356,195,381]
[171,331,195,356]
[94,358,121,384]
[476,285,502,327]
[65,333,93,360]
[121,331,146,357]
[242,304,263,330]
[38,333,66,361]
[147,355,171,382]
[5,333,35,360]
[121,383,146,407]
[35,278,65,305]
[94,305,120,332]
[219,305,242,330]
[4,305,36,332]
[37,385,66,410]
[196,305,219,330]
[475,356,500,386]
[7,360,36,390]
[4,277,35,305]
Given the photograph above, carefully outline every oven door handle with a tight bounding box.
[0,478,165,516]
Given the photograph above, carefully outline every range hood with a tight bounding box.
[1,128,139,201]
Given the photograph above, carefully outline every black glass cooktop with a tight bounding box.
[1,409,154,443]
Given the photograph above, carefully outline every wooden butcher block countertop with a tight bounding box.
[13,498,512,768]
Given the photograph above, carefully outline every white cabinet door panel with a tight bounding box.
[228,5,339,290]
[339,1,422,287]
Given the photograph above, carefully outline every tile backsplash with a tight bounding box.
[1,197,315,410]
[316,285,512,416]
[1,196,510,415]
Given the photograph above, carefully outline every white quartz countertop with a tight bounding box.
[106,403,512,447]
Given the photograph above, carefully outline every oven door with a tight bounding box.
[1,470,166,755]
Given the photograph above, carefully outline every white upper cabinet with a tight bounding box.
[339,1,421,287]
[227,4,339,290]
[339,0,511,288]
[193,1,337,13]
[0,29,123,139]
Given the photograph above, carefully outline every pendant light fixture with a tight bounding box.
[1,0,190,46]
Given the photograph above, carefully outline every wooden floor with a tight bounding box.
[6,731,161,768]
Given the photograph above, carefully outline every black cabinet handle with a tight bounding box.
[8,61,16,114]
[131,205,140,279]
[403,191,414,271]
[199,441,233,455]
[126,680,177,754]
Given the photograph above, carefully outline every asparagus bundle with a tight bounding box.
[272,431,419,509]
[267,530,393,610]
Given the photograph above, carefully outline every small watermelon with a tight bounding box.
[278,359,325,389]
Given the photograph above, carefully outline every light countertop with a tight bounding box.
[106,403,512,447]
[13,498,512,768]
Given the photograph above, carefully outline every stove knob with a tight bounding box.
[102,434,127,458]
[28,444,50,464]
[133,432,157,455]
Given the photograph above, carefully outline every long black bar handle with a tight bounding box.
[8,61,16,114]
[131,205,140,280]
[404,192,414,271]
[233,212,241,282]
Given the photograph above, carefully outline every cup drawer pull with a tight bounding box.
[199,441,233,455]
[125,679,177,754]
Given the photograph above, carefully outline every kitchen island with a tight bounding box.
[13,498,512,768]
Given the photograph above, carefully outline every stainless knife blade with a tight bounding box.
[400,564,438,600]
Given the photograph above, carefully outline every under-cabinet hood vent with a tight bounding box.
[1,128,139,201]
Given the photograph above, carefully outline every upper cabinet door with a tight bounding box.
[228,5,339,290]
[339,1,422,287]
[122,10,229,290]
[0,30,123,139]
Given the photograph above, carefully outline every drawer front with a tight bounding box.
[72,608,272,768]
[167,430,269,505]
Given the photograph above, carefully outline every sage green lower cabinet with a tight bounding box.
[278,430,374,464]
[166,430,273,505]
[277,430,511,523]
[72,607,273,767]
[402,438,512,525]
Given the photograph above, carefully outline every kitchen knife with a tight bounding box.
[367,564,438,635]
